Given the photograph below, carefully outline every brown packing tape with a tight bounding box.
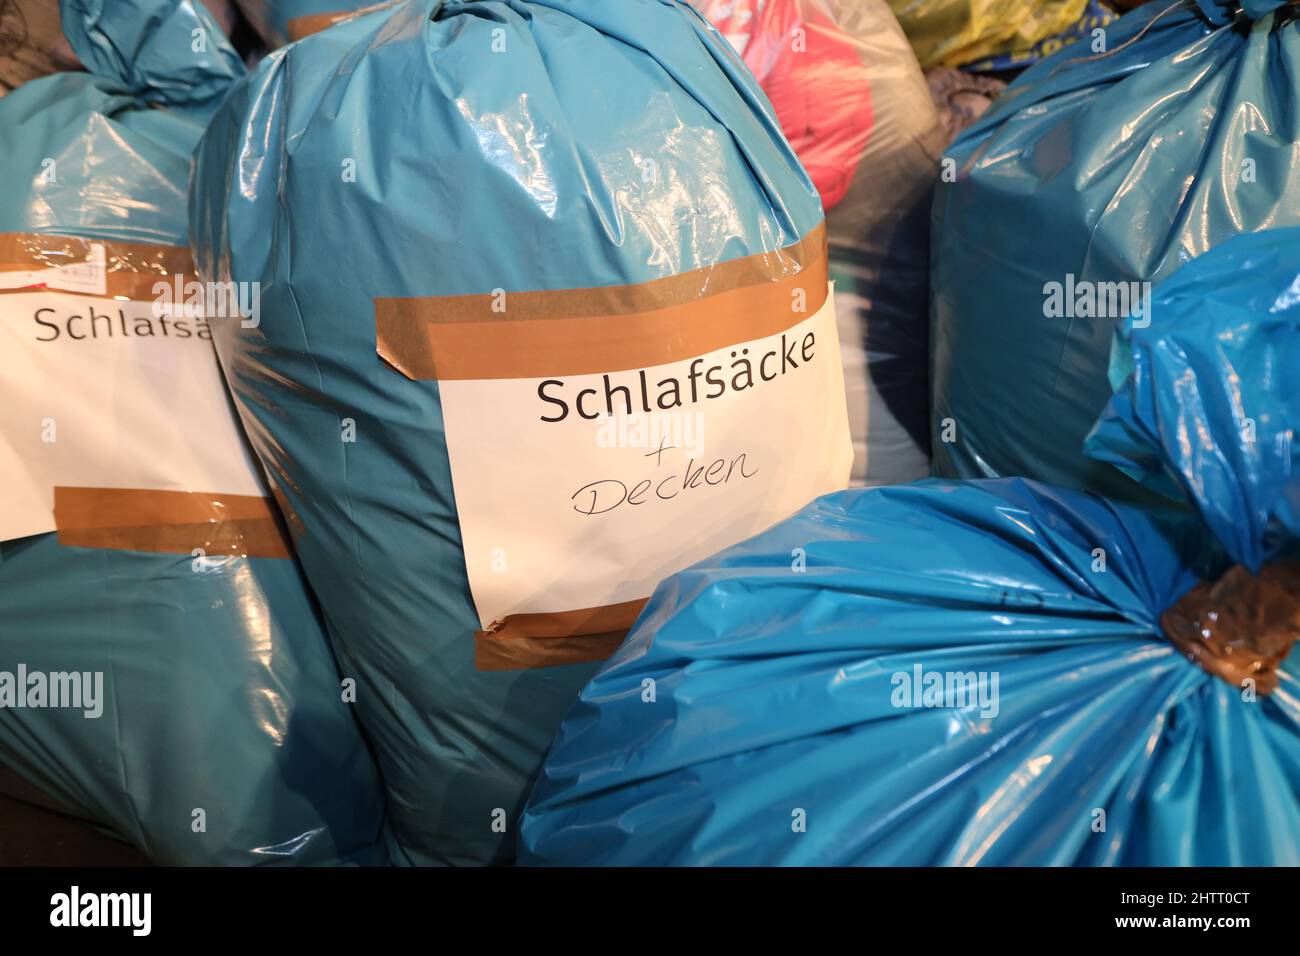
[285,1,400,41]
[285,11,351,40]
[53,487,292,559]
[475,598,647,670]
[1160,562,1300,696]
[0,233,194,300]
[375,223,828,380]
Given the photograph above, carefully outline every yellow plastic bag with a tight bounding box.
[888,0,1089,67]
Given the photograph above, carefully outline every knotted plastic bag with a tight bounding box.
[191,0,847,865]
[0,0,387,865]
[520,226,1300,866]
[930,0,1300,499]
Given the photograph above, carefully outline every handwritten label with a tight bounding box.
[437,283,851,630]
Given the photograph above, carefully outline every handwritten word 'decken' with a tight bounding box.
[571,446,757,516]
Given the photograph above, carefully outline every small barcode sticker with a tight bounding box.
[48,243,107,295]
[0,242,107,296]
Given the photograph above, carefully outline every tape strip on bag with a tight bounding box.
[0,234,192,299]
[53,487,291,558]
[1160,562,1300,695]
[285,2,401,41]
[0,233,284,558]
[474,598,645,671]
[375,223,829,380]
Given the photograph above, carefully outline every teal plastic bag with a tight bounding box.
[930,0,1300,499]
[191,0,844,864]
[521,227,1300,866]
[0,0,386,865]
[61,0,244,111]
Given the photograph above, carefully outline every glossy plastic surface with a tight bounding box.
[190,0,824,865]
[887,0,1091,68]
[60,0,242,111]
[521,477,1299,865]
[520,225,1300,867]
[0,0,387,865]
[1087,227,1300,572]
[698,0,942,487]
[931,1,1300,499]
[958,0,1116,72]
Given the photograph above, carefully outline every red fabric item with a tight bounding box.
[704,0,874,211]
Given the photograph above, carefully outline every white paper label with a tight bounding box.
[439,283,852,630]
[0,288,265,542]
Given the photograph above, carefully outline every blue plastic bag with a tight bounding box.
[930,0,1300,499]
[1087,226,1300,572]
[0,0,387,865]
[191,0,843,865]
[520,227,1300,866]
